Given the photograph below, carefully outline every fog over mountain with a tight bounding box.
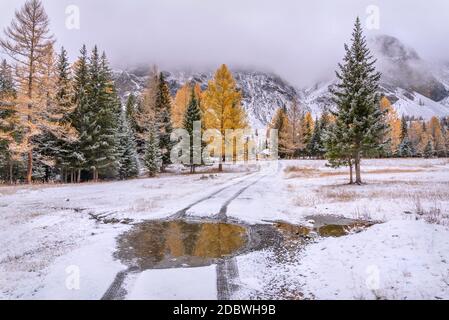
[1,0,449,87]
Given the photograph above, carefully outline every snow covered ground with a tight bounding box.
[1,158,448,300]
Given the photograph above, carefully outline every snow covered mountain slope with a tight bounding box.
[301,35,449,120]
[114,68,300,129]
[113,35,449,129]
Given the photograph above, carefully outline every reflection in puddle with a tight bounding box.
[112,215,376,300]
[116,216,375,272]
[116,220,247,270]
[305,215,376,237]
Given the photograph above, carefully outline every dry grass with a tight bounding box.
[321,189,358,202]
[414,198,449,226]
[284,166,320,177]
[284,165,425,180]
[293,195,319,208]
[364,168,424,174]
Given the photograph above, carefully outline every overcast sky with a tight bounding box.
[1,0,448,86]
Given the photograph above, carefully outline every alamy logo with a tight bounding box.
[65,5,81,30]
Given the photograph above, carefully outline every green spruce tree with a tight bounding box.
[307,117,324,158]
[117,111,139,179]
[52,47,77,179]
[85,48,120,181]
[154,73,173,170]
[125,93,138,134]
[326,17,387,185]
[182,88,202,173]
[69,45,90,182]
[144,125,162,177]
[0,59,18,183]
[423,140,434,158]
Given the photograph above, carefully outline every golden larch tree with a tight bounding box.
[0,0,56,183]
[172,83,202,128]
[271,107,294,158]
[203,65,247,171]
[380,97,401,155]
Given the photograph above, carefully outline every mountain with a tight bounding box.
[114,68,299,129]
[301,35,449,120]
[113,35,449,129]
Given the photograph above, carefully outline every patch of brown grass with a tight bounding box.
[284,166,322,179]
[321,189,358,202]
[364,168,424,174]
[318,171,347,177]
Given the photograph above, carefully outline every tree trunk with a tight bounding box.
[9,162,13,185]
[26,149,33,184]
[77,169,81,183]
[355,151,362,185]
[348,160,353,185]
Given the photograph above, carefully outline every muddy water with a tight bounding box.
[115,215,375,271]
[116,220,248,270]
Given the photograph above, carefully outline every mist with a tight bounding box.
[1,0,449,87]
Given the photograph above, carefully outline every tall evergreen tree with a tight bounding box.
[117,111,139,179]
[423,139,434,158]
[325,17,387,185]
[0,59,16,101]
[125,93,138,133]
[72,46,120,182]
[88,50,120,181]
[0,59,19,183]
[398,137,415,158]
[50,47,77,178]
[183,88,202,173]
[69,45,89,182]
[144,125,162,177]
[154,73,173,170]
[400,116,408,141]
[308,117,325,158]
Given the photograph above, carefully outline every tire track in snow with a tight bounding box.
[101,171,259,300]
[170,171,258,219]
[101,266,138,300]
[217,258,240,300]
[215,174,268,221]
[214,173,268,300]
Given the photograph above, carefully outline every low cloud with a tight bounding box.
[1,0,448,87]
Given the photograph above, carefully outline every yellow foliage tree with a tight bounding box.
[203,65,247,171]
[172,83,202,129]
[409,121,424,154]
[271,107,294,158]
[429,116,446,156]
[380,97,401,155]
[301,112,314,149]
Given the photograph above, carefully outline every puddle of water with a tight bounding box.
[116,220,248,270]
[306,215,375,237]
[115,215,375,272]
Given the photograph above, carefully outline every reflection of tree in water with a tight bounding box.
[165,221,187,257]
[178,221,201,256]
[194,223,246,258]
[118,221,247,270]
[130,222,168,269]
